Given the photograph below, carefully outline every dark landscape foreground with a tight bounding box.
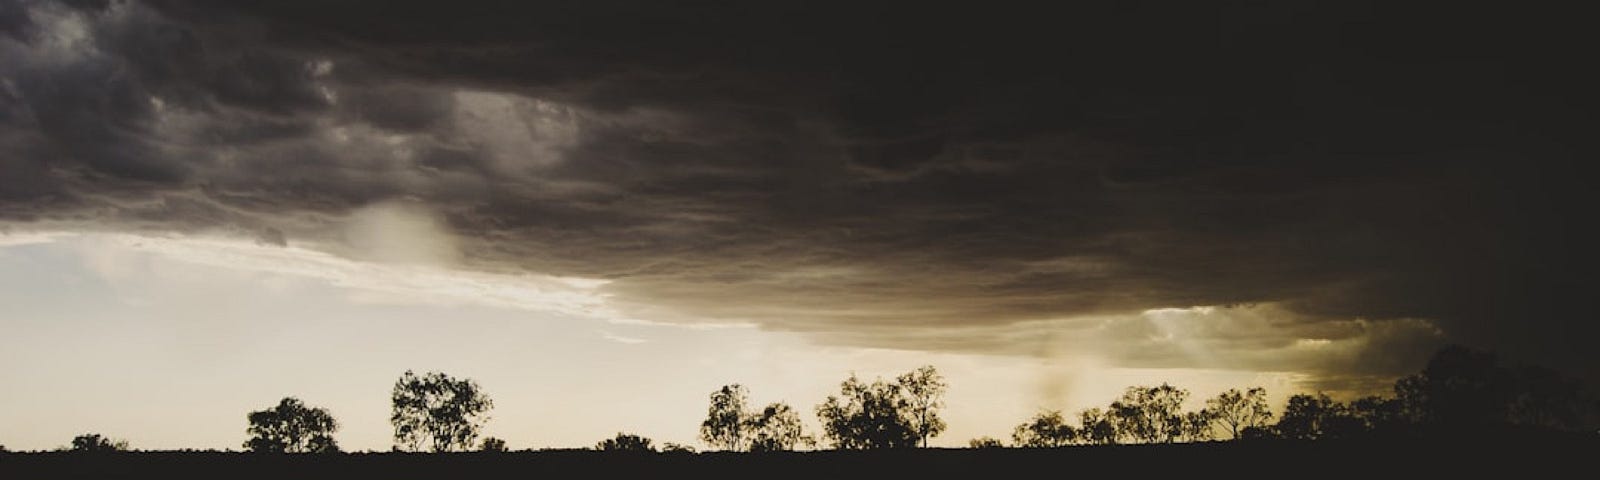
[4,436,1595,480]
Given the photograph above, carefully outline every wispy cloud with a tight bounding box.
[598,330,648,345]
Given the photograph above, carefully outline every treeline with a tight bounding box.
[981,345,1600,448]
[6,346,1593,454]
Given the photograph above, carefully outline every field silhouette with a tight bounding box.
[4,435,1595,479]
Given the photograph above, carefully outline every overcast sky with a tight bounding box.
[1,1,1592,451]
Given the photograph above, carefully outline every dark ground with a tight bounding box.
[3,437,1596,480]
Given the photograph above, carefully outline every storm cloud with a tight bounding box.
[2,1,1592,386]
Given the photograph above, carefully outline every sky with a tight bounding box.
[0,1,1593,451]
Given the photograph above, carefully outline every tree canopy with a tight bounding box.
[390,370,494,452]
[596,433,656,452]
[1012,411,1076,448]
[67,434,128,452]
[746,402,811,452]
[700,384,751,451]
[244,397,340,453]
[815,366,948,449]
[1207,388,1273,440]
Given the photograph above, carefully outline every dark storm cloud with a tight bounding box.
[1,1,1592,385]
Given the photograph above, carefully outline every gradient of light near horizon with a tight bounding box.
[4,231,1318,451]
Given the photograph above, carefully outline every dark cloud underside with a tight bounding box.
[1,1,1593,383]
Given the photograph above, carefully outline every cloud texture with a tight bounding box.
[2,1,1593,385]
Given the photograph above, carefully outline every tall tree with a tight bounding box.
[390,370,494,452]
[745,402,810,452]
[1011,410,1076,447]
[897,365,948,447]
[1109,384,1189,444]
[700,384,751,451]
[244,397,340,453]
[1206,387,1273,440]
[815,374,917,449]
[67,434,128,452]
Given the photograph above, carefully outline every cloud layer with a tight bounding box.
[2,1,1592,384]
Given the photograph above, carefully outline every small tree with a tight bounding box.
[596,433,656,452]
[700,384,751,451]
[479,437,508,452]
[390,370,494,452]
[968,437,1005,448]
[745,402,811,452]
[244,397,340,453]
[1206,387,1273,440]
[1011,411,1076,447]
[661,443,697,454]
[68,434,128,452]
[897,365,948,447]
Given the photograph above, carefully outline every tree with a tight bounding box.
[244,397,340,453]
[815,374,917,449]
[1403,345,1514,427]
[1011,411,1076,447]
[479,437,508,452]
[745,402,811,452]
[968,437,1005,448]
[1206,387,1273,440]
[1276,393,1346,440]
[1349,395,1405,432]
[1179,410,1216,442]
[596,433,656,452]
[390,370,494,452]
[897,365,948,447]
[68,434,128,452]
[1109,384,1189,443]
[1077,408,1117,445]
[661,443,697,454]
[700,384,751,451]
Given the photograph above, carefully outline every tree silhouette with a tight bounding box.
[244,397,340,453]
[745,402,811,452]
[1109,384,1189,443]
[1206,387,1272,440]
[596,433,656,452]
[897,365,948,448]
[1400,345,1514,427]
[1011,411,1076,447]
[1348,395,1405,432]
[700,384,751,451]
[479,437,508,452]
[67,433,128,452]
[661,442,697,454]
[390,370,494,452]
[815,374,917,449]
[1077,408,1118,445]
[1276,393,1345,440]
[967,437,1004,448]
[1179,410,1217,442]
